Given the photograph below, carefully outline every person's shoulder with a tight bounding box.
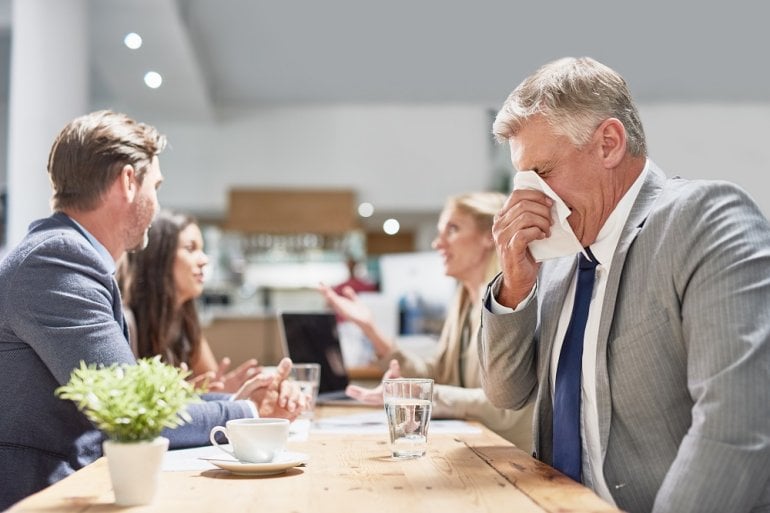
[664,175,748,197]
[1,216,104,280]
[657,176,763,220]
[646,176,770,259]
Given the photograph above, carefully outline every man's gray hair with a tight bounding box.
[493,57,647,157]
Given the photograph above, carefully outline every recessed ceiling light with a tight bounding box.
[383,218,400,235]
[144,71,163,89]
[358,202,374,218]
[124,32,142,50]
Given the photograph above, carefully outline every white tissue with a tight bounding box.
[512,171,583,261]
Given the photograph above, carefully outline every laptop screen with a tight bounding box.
[279,312,349,394]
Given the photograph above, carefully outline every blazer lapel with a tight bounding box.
[594,162,667,455]
[535,256,577,461]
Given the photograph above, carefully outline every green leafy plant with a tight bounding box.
[56,356,202,443]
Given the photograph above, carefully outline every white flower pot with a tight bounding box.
[102,437,169,506]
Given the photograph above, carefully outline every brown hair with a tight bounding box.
[493,56,647,157]
[118,210,202,367]
[47,110,167,212]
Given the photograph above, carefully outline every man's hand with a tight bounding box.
[493,189,552,307]
[233,358,307,420]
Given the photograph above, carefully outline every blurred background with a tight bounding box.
[1,0,769,366]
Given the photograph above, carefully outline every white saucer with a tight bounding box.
[204,451,310,476]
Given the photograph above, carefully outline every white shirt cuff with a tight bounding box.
[489,277,536,314]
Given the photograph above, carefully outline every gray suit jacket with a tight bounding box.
[0,214,252,510]
[479,163,770,513]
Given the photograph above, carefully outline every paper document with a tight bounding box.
[163,445,233,472]
[313,411,481,435]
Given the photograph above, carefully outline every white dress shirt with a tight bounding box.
[491,160,650,503]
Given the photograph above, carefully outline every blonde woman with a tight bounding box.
[320,192,533,451]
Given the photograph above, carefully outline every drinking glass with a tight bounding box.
[289,363,321,420]
[382,378,433,458]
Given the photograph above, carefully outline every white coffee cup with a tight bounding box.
[209,418,289,463]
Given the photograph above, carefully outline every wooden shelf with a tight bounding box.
[225,187,358,234]
[365,230,415,254]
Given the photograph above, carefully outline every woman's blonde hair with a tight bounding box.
[434,191,506,384]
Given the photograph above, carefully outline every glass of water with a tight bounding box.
[289,363,321,420]
[382,378,434,458]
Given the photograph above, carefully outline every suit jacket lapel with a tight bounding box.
[595,162,667,456]
[536,256,577,461]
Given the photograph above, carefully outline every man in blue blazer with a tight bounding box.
[480,57,769,513]
[0,111,303,510]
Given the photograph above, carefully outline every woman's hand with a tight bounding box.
[318,283,374,329]
[212,357,261,393]
[345,359,401,406]
[180,363,220,391]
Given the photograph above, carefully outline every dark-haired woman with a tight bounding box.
[119,210,259,392]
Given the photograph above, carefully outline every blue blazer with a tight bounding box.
[0,214,252,509]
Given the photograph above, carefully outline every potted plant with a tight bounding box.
[56,356,201,506]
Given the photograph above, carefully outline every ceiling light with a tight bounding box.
[357,202,374,218]
[123,32,142,50]
[383,218,400,235]
[144,71,163,89]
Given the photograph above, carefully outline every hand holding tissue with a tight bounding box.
[512,171,583,261]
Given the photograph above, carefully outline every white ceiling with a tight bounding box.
[1,1,769,122]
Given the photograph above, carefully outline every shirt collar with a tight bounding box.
[587,159,650,269]
[63,214,117,274]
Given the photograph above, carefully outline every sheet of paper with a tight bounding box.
[163,444,230,472]
[312,411,481,435]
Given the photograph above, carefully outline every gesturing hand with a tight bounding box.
[345,359,402,406]
[233,358,307,420]
[213,357,261,394]
[180,363,218,391]
[318,283,374,328]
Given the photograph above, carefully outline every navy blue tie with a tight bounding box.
[552,249,598,482]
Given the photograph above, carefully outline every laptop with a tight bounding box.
[278,312,353,403]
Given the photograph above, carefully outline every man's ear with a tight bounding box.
[596,118,626,168]
[119,164,137,201]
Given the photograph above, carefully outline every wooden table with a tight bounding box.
[7,406,622,513]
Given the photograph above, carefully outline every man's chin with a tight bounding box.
[127,231,150,253]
